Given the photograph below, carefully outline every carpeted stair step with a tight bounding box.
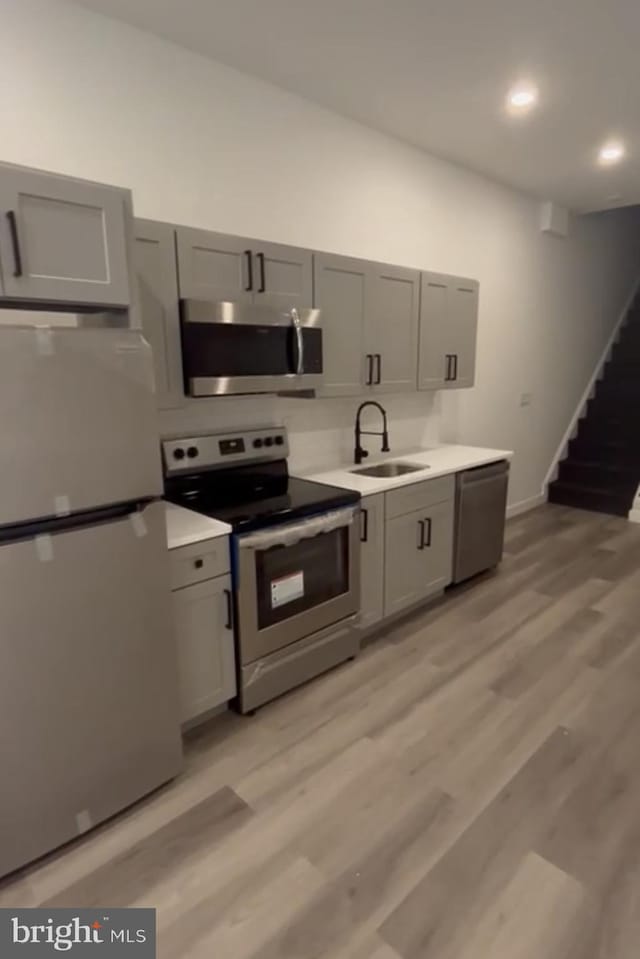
[547,480,633,517]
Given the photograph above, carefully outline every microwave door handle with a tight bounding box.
[290,308,303,375]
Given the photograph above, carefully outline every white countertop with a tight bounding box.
[302,444,513,496]
[164,502,231,550]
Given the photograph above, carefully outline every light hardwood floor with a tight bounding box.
[2,503,640,958]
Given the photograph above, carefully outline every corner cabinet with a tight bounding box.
[175,227,312,310]
[134,219,183,409]
[418,272,479,390]
[358,493,385,630]
[314,254,420,397]
[0,164,131,307]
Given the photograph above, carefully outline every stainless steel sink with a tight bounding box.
[350,461,428,478]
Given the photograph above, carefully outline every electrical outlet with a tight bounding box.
[520,392,533,407]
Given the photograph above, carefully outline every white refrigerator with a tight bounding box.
[0,326,182,879]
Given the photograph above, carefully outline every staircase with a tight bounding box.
[548,297,640,517]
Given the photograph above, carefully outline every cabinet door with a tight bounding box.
[134,219,183,409]
[384,499,454,617]
[368,263,420,393]
[175,227,253,302]
[418,272,479,390]
[418,272,449,390]
[172,574,237,724]
[253,240,313,311]
[358,494,385,630]
[384,507,432,617]
[448,277,479,389]
[420,497,455,595]
[314,253,369,397]
[0,166,130,306]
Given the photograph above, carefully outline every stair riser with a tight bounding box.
[548,482,631,517]
[558,461,638,490]
[568,440,640,466]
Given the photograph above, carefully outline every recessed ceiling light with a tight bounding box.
[598,141,625,165]
[507,84,538,113]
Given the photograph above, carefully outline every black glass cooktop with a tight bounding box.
[165,460,360,534]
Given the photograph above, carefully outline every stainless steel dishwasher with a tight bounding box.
[452,460,509,583]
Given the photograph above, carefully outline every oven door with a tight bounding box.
[180,299,323,395]
[235,507,360,665]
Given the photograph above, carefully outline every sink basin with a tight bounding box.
[350,461,428,478]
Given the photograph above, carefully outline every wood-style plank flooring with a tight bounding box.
[3,503,640,958]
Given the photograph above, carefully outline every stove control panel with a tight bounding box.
[163,427,289,475]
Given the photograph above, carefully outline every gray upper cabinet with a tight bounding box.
[0,165,130,307]
[368,263,420,393]
[176,227,253,302]
[252,240,313,311]
[315,255,420,397]
[358,494,385,631]
[175,228,312,311]
[418,272,479,390]
[314,253,368,396]
[134,219,183,409]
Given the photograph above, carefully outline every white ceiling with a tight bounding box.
[74,0,640,212]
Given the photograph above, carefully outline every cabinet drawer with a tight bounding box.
[385,474,454,519]
[169,537,230,589]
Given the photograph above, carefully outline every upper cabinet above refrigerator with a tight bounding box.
[175,227,313,311]
[0,163,131,308]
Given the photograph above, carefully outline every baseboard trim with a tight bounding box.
[543,275,640,494]
[507,493,547,519]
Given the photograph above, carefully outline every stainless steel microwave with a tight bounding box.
[180,299,323,396]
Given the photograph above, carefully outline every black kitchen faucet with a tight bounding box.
[354,401,390,465]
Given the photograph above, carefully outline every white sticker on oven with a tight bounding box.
[271,571,304,608]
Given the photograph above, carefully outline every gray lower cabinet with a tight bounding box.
[0,164,131,307]
[384,496,454,618]
[368,263,420,394]
[314,253,368,396]
[172,572,237,725]
[358,493,385,630]
[176,226,312,310]
[134,219,183,409]
[418,272,479,390]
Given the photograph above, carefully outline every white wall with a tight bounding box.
[2,0,640,509]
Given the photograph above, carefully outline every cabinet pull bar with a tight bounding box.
[424,516,432,547]
[6,211,23,277]
[244,250,253,292]
[224,588,234,630]
[360,507,369,543]
[257,252,266,293]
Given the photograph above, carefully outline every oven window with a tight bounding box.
[255,526,349,629]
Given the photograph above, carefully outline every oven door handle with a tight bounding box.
[238,505,358,551]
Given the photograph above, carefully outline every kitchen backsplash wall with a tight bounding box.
[158,392,444,474]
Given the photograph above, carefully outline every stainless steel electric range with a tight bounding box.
[163,427,361,713]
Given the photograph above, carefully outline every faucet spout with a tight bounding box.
[354,401,391,465]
